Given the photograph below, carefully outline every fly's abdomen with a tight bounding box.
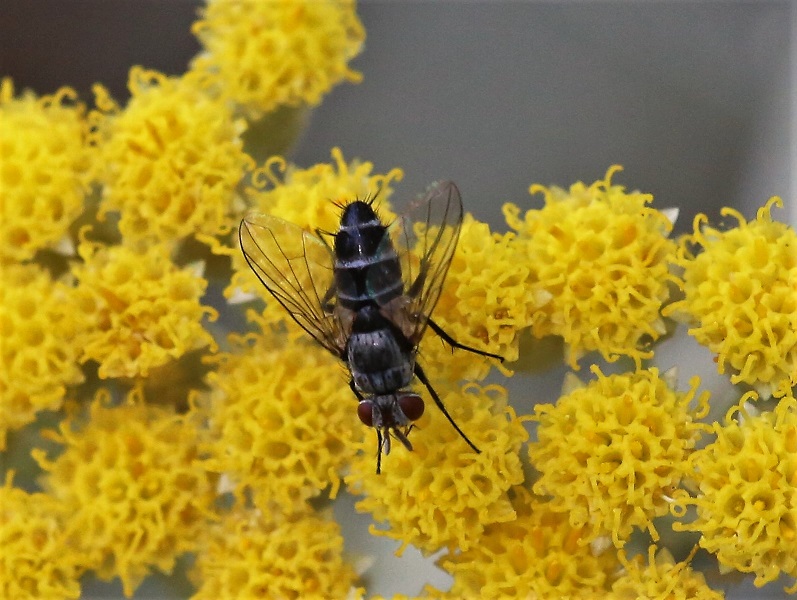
[348,329,413,394]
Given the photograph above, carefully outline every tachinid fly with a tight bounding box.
[239,181,503,473]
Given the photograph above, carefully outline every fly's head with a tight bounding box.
[357,392,424,473]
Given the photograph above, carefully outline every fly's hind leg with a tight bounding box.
[414,363,480,454]
[426,318,504,362]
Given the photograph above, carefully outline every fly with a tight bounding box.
[239,180,503,474]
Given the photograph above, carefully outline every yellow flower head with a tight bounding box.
[347,383,528,555]
[0,79,92,262]
[431,487,619,599]
[92,67,251,244]
[191,0,365,117]
[191,506,360,599]
[72,238,217,379]
[0,473,83,600]
[504,166,676,369]
[665,197,797,398]
[419,214,533,383]
[530,367,709,547]
[203,319,357,514]
[673,394,797,593]
[610,546,724,600]
[0,262,85,448]
[32,387,218,598]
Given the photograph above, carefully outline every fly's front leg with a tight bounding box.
[349,379,364,401]
[375,429,384,475]
[427,318,504,362]
[414,363,480,454]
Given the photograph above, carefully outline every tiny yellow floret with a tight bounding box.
[666,197,797,398]
[72,239,217,379]
[0,263,85,448]
[0,79,92,262]
[673,394,797,593]
[530,367,709,547]
[0,473,83,600]
[191,0,365,117]
[347,383,527,555]
[32,388,218,598]
[191,506,360,599]
[92,67,251,244]
[504,166,676,369]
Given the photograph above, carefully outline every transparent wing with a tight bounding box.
[384,180,463,342]
[239,214,345,356]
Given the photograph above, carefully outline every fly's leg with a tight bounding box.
[320,283,336,314]
[427,318,504,362]
[349,379,364,401]
[375,429,384,475]
[414,363,480,454]
[391,427,413,452]
[314,229,338,314]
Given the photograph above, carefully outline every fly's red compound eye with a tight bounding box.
[398,393,424,421]
[357,401,374,427]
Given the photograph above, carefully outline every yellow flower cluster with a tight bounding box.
[504,166,676,368]
[191,0,365,116]
[674,394,797,593]
[420,214,532,383]
[610,547,724,600]
[0,263,84,448]
[32,388,218,598]
[71,239,217,379]
[347,383,527,555]
[92,67,251,244]
[203,318,358,514]
[0,473,83,600]
[666,197,797,398]
[191,506,359,599]
[530,367,710,547]
[431,487,619,598]
[0,79,92,262]
[5,0,793,594]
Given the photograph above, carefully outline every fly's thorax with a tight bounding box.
[334,201,403,310]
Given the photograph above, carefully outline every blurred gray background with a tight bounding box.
[2,2,794,599]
